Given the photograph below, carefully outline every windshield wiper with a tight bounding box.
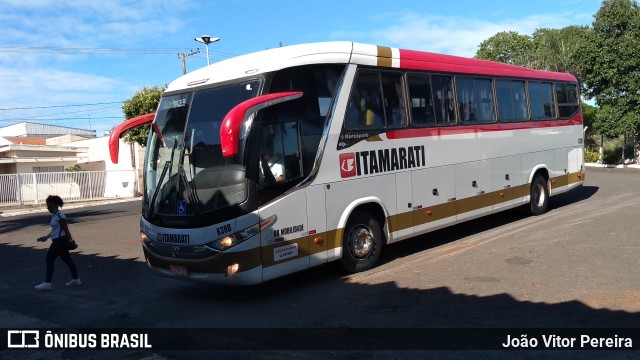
[176,131,200,214]
[179,164,200,214]
[148,139,178,218]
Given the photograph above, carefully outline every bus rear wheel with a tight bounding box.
[529,175,549,215]
[341,211,382,273]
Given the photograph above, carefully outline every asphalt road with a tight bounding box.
[1,166,639,359]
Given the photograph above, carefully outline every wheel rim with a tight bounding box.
[347,225,374,259]
[535,182,546,207]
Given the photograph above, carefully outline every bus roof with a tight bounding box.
[167,41,576,92]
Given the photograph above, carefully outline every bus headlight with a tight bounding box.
[207,224,259,251]
[206,215,277,252]
[209,235,238,251]
[140,232,150,245]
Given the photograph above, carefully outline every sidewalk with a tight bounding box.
[0,197,141,217]
[584,162,640,169]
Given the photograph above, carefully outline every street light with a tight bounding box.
[194,35,220,66]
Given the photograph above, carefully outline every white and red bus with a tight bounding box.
[110,42,584,285]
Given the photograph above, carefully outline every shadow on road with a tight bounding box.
[2,196,637,359]
[6,184,634,359]
[0,209,128,233]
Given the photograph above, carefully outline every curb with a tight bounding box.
[0,197,141,217]
[585,162,640,169]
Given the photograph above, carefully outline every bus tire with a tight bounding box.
[529,175,549,215]
[340,211,383,273]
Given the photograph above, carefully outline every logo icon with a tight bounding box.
[7,330,39,348]
[176,200,187,216]
[171,246,180,257]
[339,153,357,178]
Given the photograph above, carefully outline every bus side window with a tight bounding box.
[556,82,579,118]
[529,81,555,120]
[476,78,495,122]
[497,80,528,122]
[257,121,302,188]
[380,72,406,127]
[456,77,477,122]
[512,81,528,120]
[348,71,379,128]
[456,77,495,123]
[407,74,436,126]
[346,70,405,129]
[431,75,456,125]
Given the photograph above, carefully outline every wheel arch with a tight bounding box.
[528,165,550,185]
[337,197,390,246]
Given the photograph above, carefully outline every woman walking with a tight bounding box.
[35,195,81,291]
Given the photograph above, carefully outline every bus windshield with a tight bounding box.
[143,79,262,216]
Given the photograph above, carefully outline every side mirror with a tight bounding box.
[220,91,302,157]
[109,113,155,164]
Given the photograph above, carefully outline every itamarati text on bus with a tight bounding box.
[109,41,584,285]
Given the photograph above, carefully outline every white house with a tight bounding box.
[0,122,95,138]
[0,121,144,201]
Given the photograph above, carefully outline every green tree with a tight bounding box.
[475,31,535,66]
[530,26,590,81]
[582,103,599,132]
[575,0,640,160]
[65,164,82,172]
[121,85,164,146]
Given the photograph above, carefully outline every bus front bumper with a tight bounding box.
[142,242,263,285]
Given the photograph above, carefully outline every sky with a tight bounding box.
[0,0,603,137]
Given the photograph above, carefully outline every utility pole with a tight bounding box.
[178,50,200,75]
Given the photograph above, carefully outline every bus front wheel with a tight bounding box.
[529,175,549,215]
[341,211,382,273]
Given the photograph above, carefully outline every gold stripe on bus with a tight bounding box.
[493,184,528,204]
[395,209,413,231]
[389,175,581,233]
[455,192,493,214]
[550,174,569,189]
[261,228,344,268]
[366,134,383,142]
[376,46,393,67]
[327,228,343,250]
[412,201,457,227]
[261,172,583,268]
[568,171,584,185]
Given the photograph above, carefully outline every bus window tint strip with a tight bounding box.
[556,82,580,118]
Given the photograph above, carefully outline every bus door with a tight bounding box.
[256,121,310,281]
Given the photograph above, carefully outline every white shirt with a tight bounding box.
[50,211,67,239]
[268,162,284,178]
[260,160,284,179]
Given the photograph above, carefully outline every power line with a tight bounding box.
[0,101,123,111]
[0,116,123,122]
[0,45,238,58]
[0,45,193,55]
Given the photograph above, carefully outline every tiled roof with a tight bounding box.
[5,137,47,145]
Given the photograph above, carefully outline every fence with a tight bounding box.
[0,170,136,207]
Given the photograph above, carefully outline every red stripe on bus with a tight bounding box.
[386,116,582,140]
[398,49,577,82]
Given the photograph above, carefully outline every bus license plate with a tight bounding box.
[170,265,188,276]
